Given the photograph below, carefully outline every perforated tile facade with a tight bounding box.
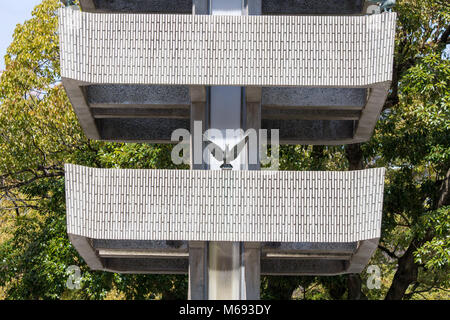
[59,9,396,87]
[65,164,385,243]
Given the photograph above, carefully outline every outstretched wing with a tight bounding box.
[203,134,225,162]
[227,134,249,162]
[381,0,395,9]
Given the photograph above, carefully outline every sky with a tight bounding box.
[0,0,43,70]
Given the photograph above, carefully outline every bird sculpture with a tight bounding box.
[367,0,396,11]
[380,0,396,11]
[203,133,250,170]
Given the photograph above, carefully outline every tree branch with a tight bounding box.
[378,244,400,260]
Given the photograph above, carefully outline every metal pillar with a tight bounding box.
[188,0,262,300]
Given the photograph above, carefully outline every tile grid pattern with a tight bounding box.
[59,10,396,87]
[65,164,385,243]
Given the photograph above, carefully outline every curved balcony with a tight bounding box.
[59,9,396,144]
[65,164,384,274]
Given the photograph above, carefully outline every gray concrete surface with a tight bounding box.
[67,236,378,275]
[78,0,366,15]
[262,0,365,15]
[79,0,193,13]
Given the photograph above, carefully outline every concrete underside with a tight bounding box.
[69,83,373,144]
[70,236,378,275]
[79,0,366,15]
[63,81,391,145]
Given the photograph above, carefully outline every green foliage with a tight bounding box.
[415,206,450,270]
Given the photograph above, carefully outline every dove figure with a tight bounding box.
[204,133,250,170]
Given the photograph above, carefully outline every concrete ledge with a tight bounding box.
[96,118,190,142]
[92,239,188,251]
[262,88,367,109]
[261,259,348,276]
[346,238,380,273]
[79,0,193,13]
[62,80,389,144]
[62,79,388,144]
[68,237,380,275]
[68,234,103,270]
[262,0,365,15]
[263,119,355,144]
[103,257,189,274]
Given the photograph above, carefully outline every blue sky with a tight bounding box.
[0,0,43,70]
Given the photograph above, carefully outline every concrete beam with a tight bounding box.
[78,0,95,11]
[262,108,361,121]
[346,238,380,273]
[246,0,262,15]
[188,241,208,299]
[246,87,262,171]
[97,249,188,258]
[262,119,355,145]
[95,118,190,142]
[62,78,100,139]
[102,257,189,274]
[68,234,103,270]
[193,0,209,14]
[91,108,189,119]
[262,0,365,15]
[262,242,357,255]
[67,235,379,276]
[354,82,391,140]
[243,242,261,299]
[261,258,348,276]
[92,239,188,251]
[262,87,367,109]
[79,0,193,13]
[85,85,190,106]
[100,256,352,275]
[78,0,365,15]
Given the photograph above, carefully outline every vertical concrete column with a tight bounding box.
[245,0,262,15]
[188,0,209,300]
[242,242,261,299]
[242,87,262,299]
[189,0,262,300]
[193,0,209,15]
[189,86,207,170]
[188,85,208,299]
[246,87,262,171]
[207,0,245,301]
[188,241,208,300]
[243,3,262,299]
[208,242,241,299]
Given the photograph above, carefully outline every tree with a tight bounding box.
[370,0,450,300]
[0,0,187,299]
